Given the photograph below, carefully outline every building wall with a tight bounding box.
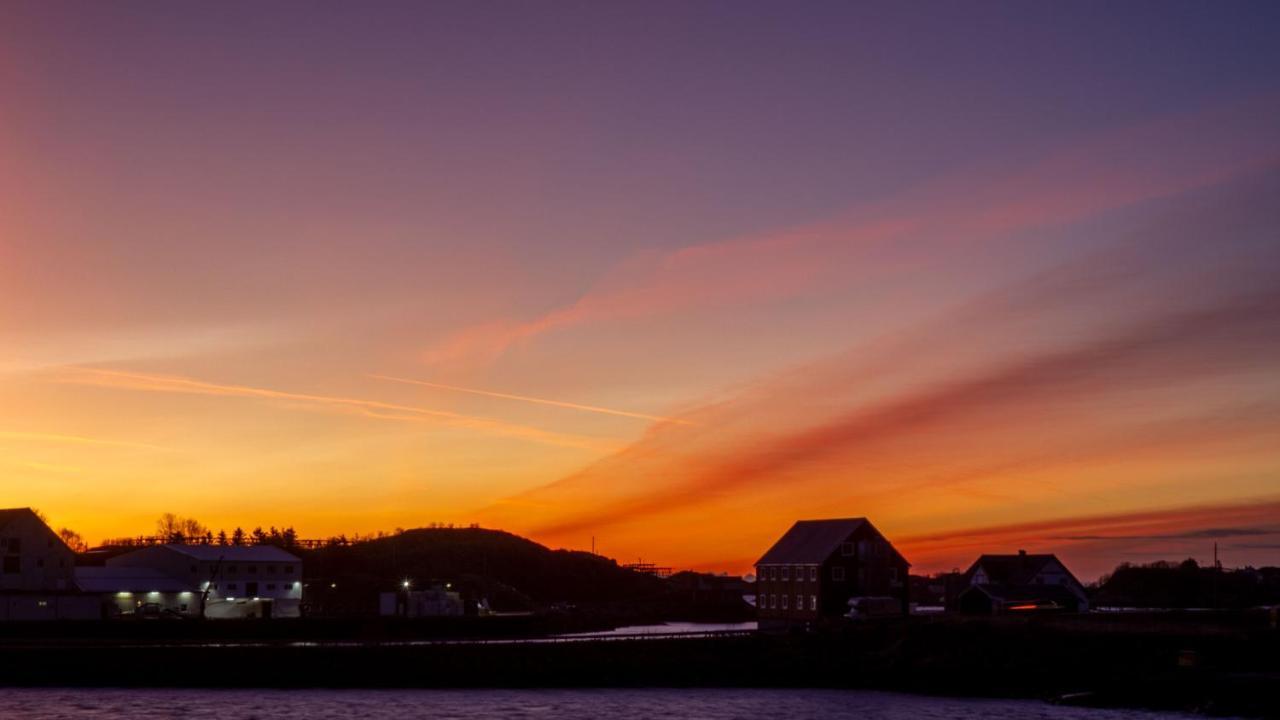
[0,512,76,592]
[0,594,100,621]
[754,563,821,623]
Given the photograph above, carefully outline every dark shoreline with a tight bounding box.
[0,614,1275,718]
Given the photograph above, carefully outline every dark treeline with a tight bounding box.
[96,513,482,550]
[1092,559,1280,609]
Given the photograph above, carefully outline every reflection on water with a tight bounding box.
[3,688,1215,720]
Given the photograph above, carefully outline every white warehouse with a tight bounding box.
[88,544,303,619]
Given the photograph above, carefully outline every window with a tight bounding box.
[769,566,777,581]
[781,595,788,610]
[832,566,846,581]
[227,566,237,574]
[780,566,789,581]
[37,600,48,608]
[267,584,276,591]
[248,565,258,574]
[796,595,803,610]
[810,595,818,611]
[809,567,817,582]
[841,542,853,556]
[268,566,276,574]
[769,594,776,609]
[285,565,294,574]
[795,566,803,581]
[3,556,19,574]
[8,538,20,553]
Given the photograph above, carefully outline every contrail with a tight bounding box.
[369,374,694,425]
[58,368,616,452]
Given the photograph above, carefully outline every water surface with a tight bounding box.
[4,688,1215,719]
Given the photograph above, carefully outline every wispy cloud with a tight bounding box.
[55,368,618,452]
[472,162,1280,571]
[369,374,694,425]
[0,430,168,452]
[425,96,1280,371]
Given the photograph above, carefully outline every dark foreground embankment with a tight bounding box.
[0,613,1276,717]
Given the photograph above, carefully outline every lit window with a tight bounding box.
[832,566,846,581]
[810,595,817,611]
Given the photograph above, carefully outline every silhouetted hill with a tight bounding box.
[299,527,669,615]
[1092,559,1280,608]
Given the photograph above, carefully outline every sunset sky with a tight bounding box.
[2,1,1279,579]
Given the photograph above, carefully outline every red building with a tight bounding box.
[755,518,909,630]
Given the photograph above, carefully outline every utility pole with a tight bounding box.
[1212,542,1220,609]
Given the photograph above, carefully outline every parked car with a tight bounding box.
[846,596,901,620]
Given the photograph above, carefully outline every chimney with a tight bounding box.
[1018,549,1027,556]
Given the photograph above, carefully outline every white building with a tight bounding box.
[100,544,303,619]
[379,586,464,617]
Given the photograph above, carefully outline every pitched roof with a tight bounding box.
[0,507,39,531]
[963,553,1073,586]
[75,566,195,593]
[157,544,301,563]
[756,518,908,566]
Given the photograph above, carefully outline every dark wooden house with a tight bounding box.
[755,518,909,629]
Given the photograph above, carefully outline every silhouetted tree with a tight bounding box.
[251,527,267,545]
[231,527,246,546]
[58,528,89,553]
[217,530,229,546]
[156,513,207,544]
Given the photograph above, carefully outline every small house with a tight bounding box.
[954,550,1088,613]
